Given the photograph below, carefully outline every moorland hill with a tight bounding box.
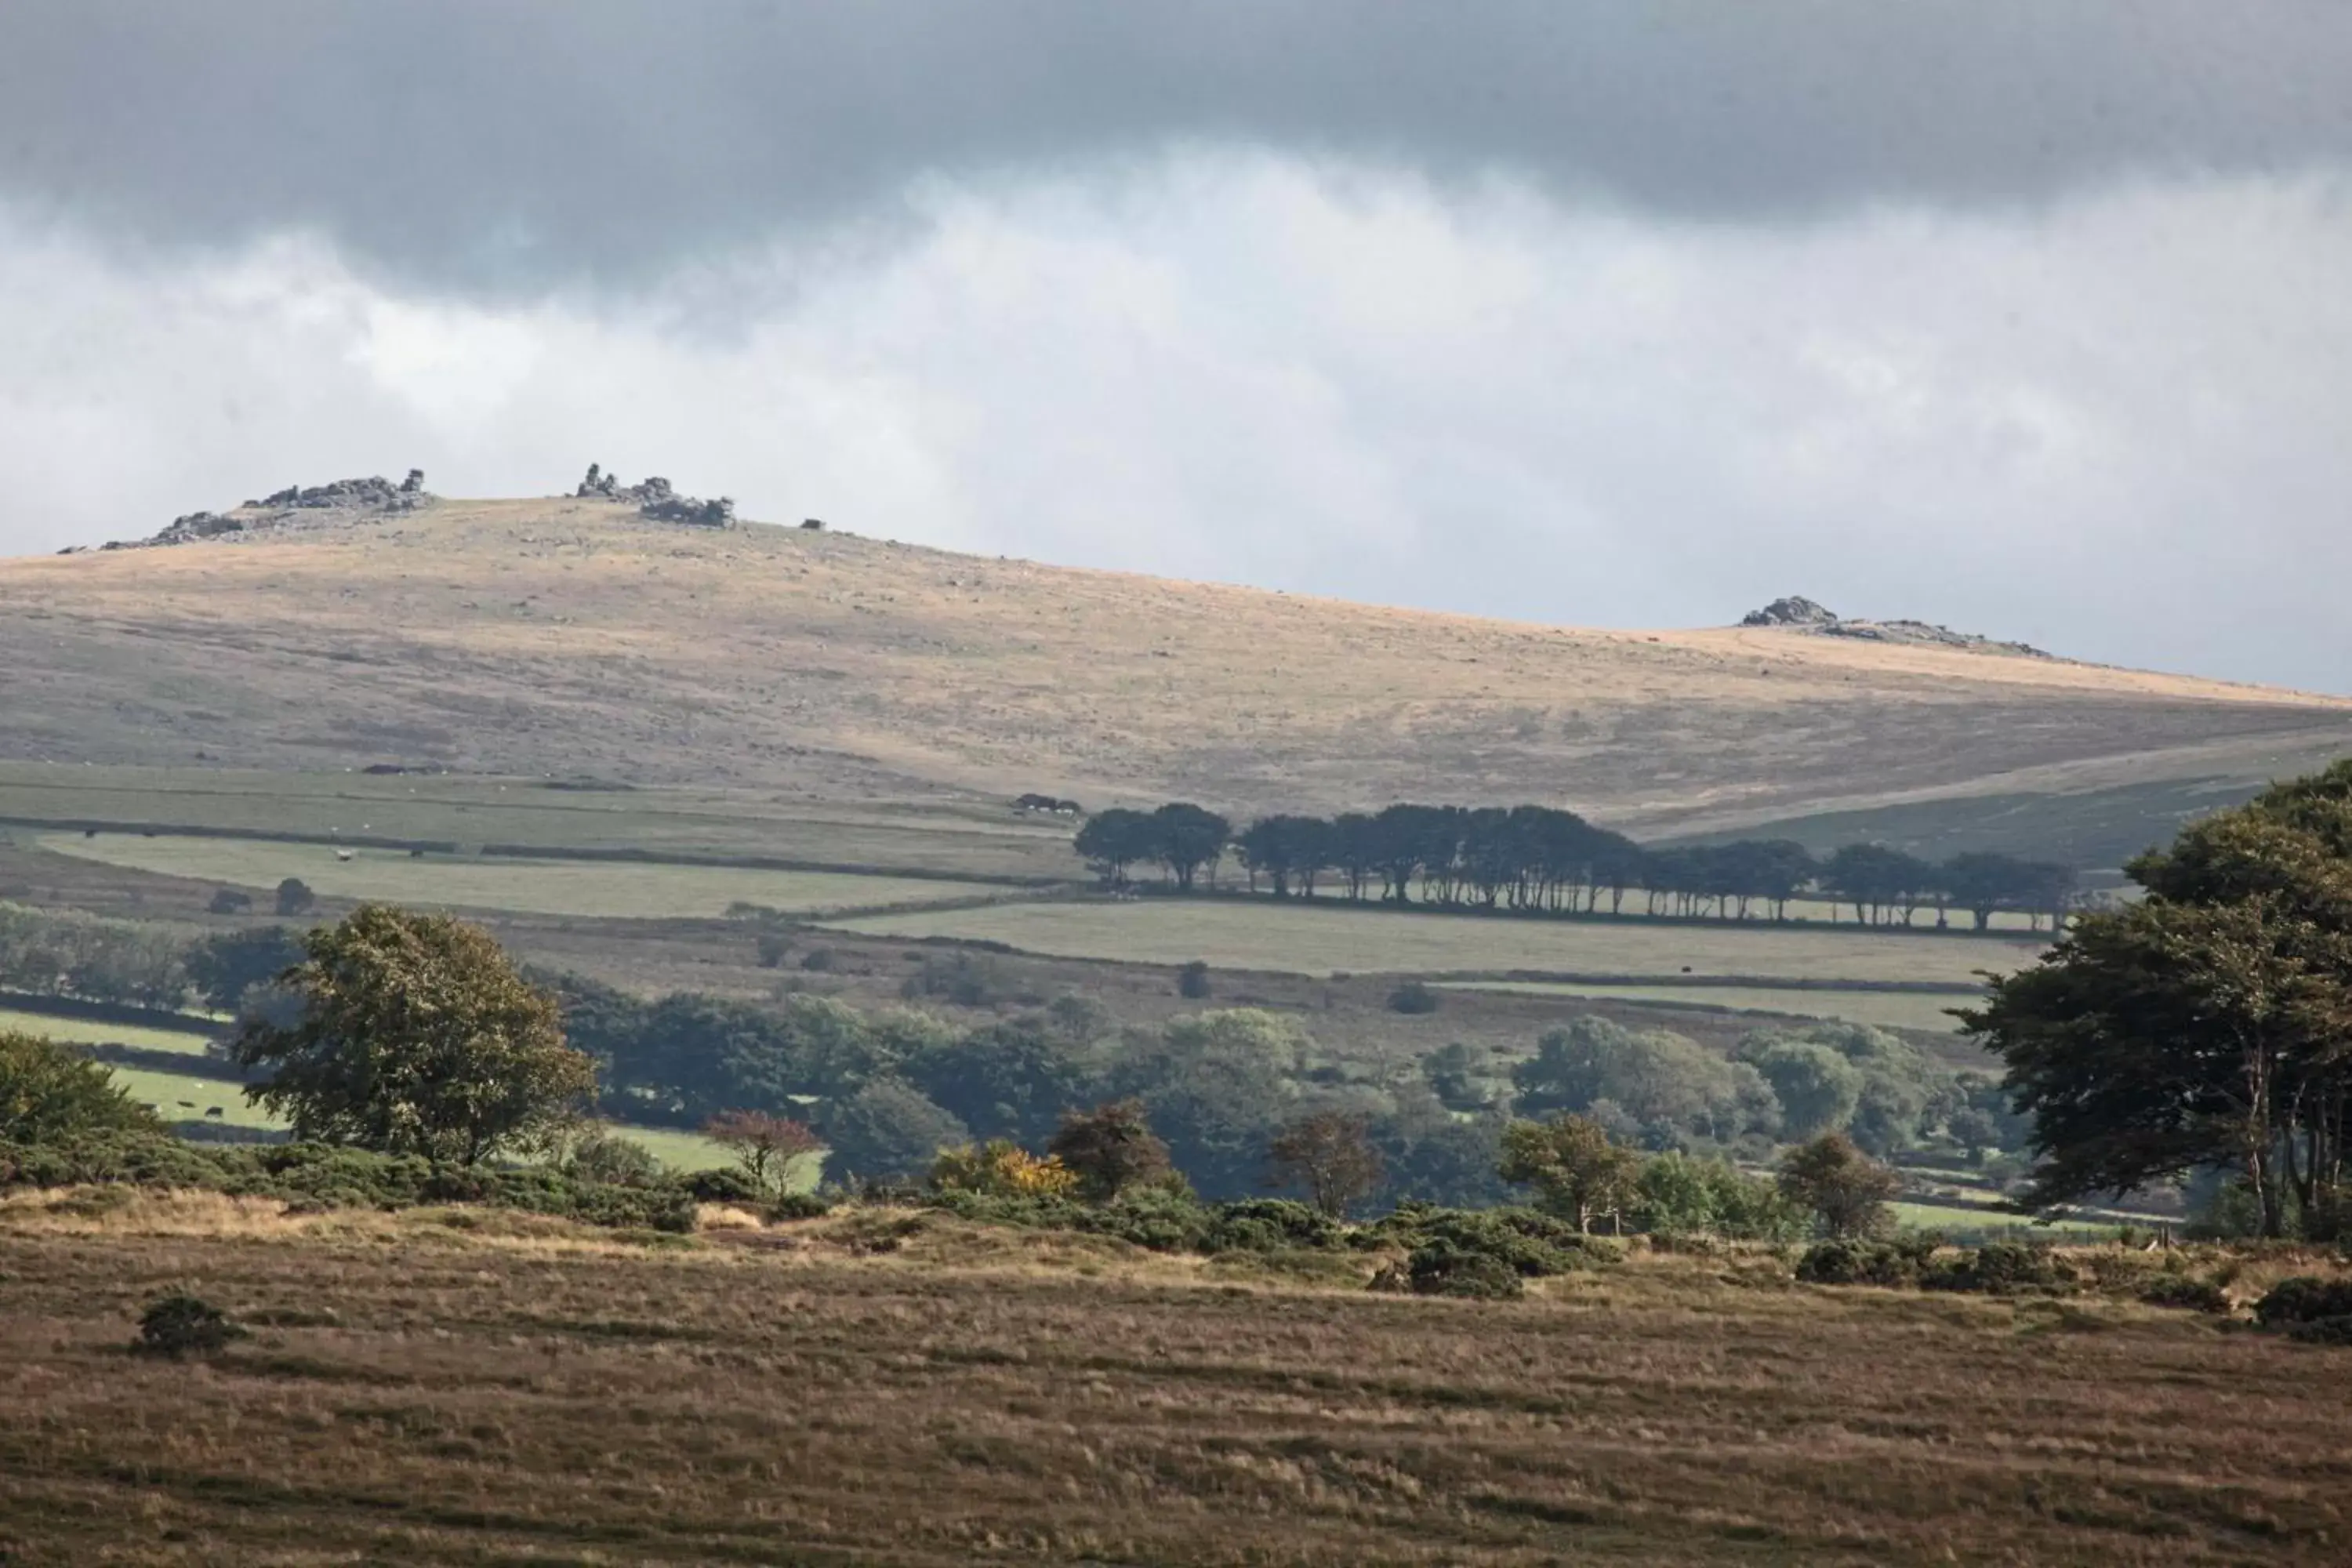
[4,493,2347,852]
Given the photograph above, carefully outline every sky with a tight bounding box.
[2,2,2348,690]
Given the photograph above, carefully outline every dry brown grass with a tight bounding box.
[5,498,2347,831]
[2,1194,2347,1564]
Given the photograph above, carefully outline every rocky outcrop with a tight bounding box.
[244,471,431,513]
[575,465,735,527]
[1739,595,2050,659]
[1741,596,1839,627]
[94,470,433,550]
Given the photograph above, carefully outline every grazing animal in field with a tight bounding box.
[336,849,354,862]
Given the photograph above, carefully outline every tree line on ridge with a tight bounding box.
[1075,801,2077,929]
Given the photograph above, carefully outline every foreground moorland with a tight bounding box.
[2,1193,2347,1566]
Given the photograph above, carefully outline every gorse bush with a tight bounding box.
[134,1293,246,1358]
[928,1138,1080,1199]
[1918,1238,2078,1296]
[1795,1235,1939,1287]
[2254,1276,2352,1329]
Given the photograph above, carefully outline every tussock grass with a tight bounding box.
[1,1195,2345,1563]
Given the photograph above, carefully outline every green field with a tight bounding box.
[41,833,1013,920]
[91,1062,742,1174]
[0,762,1082,880]
[106,1065,283,1129]
[0,1006,219,1054]
[1436,980,1974,1033]
[1889,1200,2122,1240]
[833,896,2050,984]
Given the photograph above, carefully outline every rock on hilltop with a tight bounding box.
[85,470,433,552]
[1740,596,2051,659]
[575,464,735,528]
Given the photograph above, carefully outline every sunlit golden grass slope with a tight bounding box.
[5,496,2348,834]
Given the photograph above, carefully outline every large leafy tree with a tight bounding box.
[235,905,595,1164]
[1962,762,2352,1236]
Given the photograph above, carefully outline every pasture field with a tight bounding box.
[1435,981,1974,1033]
[40,833,1017,920]
[0,760,1085,880]
[104,1065,283,1129]
[834,896,2050,984]
[0,1005,218,1054]
[0,1196,2345,1565]
[600,1123,739,1175]
[89,1062,738,1173]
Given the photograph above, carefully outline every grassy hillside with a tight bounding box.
[5,496,2347,853]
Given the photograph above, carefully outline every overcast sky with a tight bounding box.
[2,2,2348,690]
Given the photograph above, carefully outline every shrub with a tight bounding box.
[1795,1235,1938,1287]
[1370,1205,1616,1278]
[1176,960,1212,1000]
[2285,1316,2352,1345]
[134,1292,246,1358]
[928,1138,1081,1199]
[766,1191,832,1221]
[1403,1240,1524,1298]
[2255,1276,2352,1328]
[1920,1239,2078,1296]
[274,877,316,916]
[564,1129,664,1188]
[1203,1197,1343,1254]
[2137,1274,2230,1314]
[207,888,254,915]
[1386,981,1439,1015]
[679,1167,762,1204]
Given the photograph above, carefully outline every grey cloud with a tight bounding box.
[5,0,2351,293]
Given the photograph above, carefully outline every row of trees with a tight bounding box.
[1076,803,2077,928]
[0,904,310,1015]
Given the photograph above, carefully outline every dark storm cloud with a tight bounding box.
[5,0,2350,292]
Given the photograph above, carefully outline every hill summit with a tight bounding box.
[4,491,2348,851]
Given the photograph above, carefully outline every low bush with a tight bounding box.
[1,1132,699,1233]
[679,1167,763,1204]
[1386,981,1439,1015]
[1795,1234,1939,1287]
[2254,1276,2352,1328]
[2285,1315,2352,1345]
[2136,1274,2230,1314]
[767,1191,832,1221]
[1401,1240,1523,1298]
[1921,1239,2078,1297]
[134,1292,246,1358]
[1367,1204,1618,1278]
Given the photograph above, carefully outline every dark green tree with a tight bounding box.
[1150,803,1232,891]
[1962,761,2352,1236]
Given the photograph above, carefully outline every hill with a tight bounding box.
[5,492,2348,856]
